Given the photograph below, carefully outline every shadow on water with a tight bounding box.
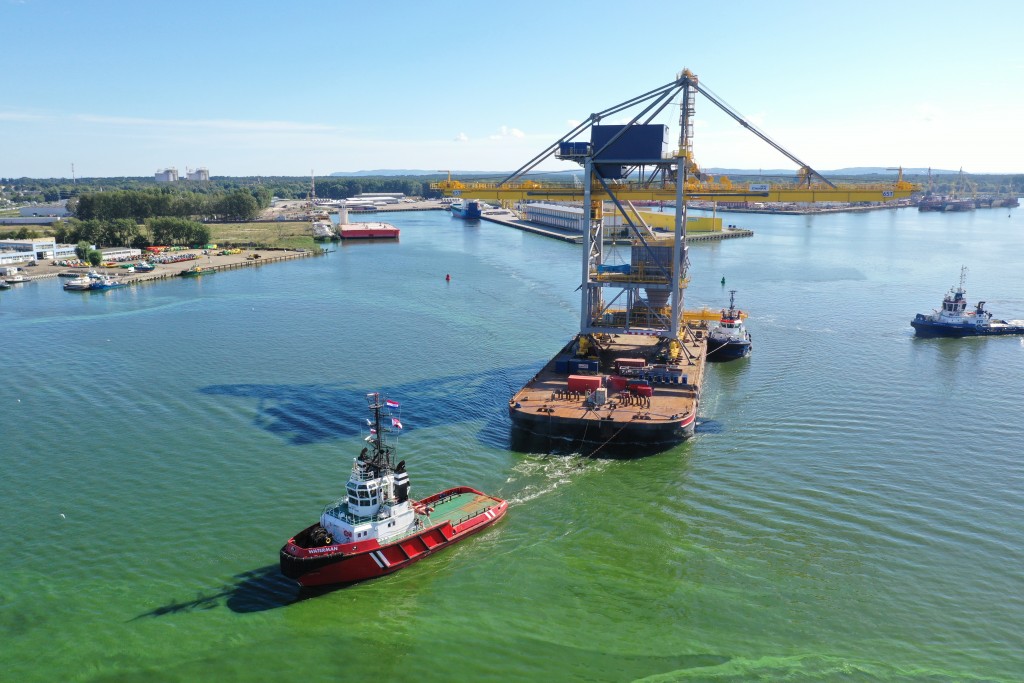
[133,565,350,618]
[200,363,541,448]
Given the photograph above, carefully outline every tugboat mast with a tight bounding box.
[365,392,394,471]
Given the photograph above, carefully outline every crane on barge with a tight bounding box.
[432,69,917,453]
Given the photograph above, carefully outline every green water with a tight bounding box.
[2,207,1022,681]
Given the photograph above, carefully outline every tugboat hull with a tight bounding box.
[911,317,1024,338]
[280,487,507,587]
[705,337,752,361]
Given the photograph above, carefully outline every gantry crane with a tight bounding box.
[432,69,917,342]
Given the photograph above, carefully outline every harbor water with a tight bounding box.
[2,206,1023,681]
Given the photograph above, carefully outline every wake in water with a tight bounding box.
[503,454,612,505]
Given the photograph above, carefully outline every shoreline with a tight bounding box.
[16,247,319,286]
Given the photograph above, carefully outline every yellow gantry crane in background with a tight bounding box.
[432,69,917,342]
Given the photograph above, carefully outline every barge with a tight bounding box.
[509,330,706,454]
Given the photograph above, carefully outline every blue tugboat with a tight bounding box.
[450,199,482,219]
[706,290,752,361]
[911,267,1024,337]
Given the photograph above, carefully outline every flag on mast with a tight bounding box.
[385,399,400,408]
[391,417,403,429]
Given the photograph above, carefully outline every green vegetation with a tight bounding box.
[0,174,440,206]
[147,217,211,247]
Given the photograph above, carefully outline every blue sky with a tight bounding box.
[3,0,1022,178]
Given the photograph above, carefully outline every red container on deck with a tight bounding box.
[606,375,628,391]
[567,375,602,392]
[630,384,653,397]
[615,357,646,369]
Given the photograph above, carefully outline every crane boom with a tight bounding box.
[433,69,918,343]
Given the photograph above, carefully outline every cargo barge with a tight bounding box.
[509,330,706,454]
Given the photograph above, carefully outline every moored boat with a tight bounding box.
[450,200,483,219]
[279,392,507,587]
[180,265,216,277]
[0,280,10,290]
[706,290,752,361]
[89,275,128,290]
[63,275,94,291]
[911,266,1024,337]
[4,273,26,284]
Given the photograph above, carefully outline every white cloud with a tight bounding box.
[454,132,469,142]
[488,125,525,140]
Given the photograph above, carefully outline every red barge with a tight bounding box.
[280,393,507,587]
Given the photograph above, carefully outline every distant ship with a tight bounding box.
[335,207,399,240]
[911,266,1024,337]
[450,200,482,219]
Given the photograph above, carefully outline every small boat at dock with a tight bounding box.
[911,266,1024,337]
[89,275,128,290]
[179,265,216,277]
[63,275,94,291]
[280,392,507,587]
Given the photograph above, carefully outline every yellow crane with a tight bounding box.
[433,69,917,341]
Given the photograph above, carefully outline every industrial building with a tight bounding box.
[0,237,77,265]
[19,202,70,217]
[155,168,179,182]
[186,167,210,181]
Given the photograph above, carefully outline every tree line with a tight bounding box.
[53,217,211,249]
[72,187,270,222]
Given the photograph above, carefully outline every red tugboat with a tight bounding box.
[279,393,507,587]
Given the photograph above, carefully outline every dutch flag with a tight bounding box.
[385,399,400,408]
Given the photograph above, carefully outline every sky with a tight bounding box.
[3,0,1023,179]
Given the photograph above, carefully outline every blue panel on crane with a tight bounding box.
[591,125,667,163]
[558,141,590,157]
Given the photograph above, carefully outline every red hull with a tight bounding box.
[338,225,399,240]
[280,487,507,587]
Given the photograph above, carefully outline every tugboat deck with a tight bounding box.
[419,491,499,527]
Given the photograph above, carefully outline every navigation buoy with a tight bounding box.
[721,276,726,285]
[446,273,451,282]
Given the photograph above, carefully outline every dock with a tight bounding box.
[20,248,319,286]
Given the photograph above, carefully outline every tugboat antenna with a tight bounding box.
[728,289,737,311]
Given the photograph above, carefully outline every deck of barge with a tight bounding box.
[508,328,707,452]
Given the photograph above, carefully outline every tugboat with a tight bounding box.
[279,393,508,587]
[911,266,1024,337]
[179,265,215,277]
[706,290,752,361]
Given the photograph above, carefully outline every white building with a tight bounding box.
[0,237,77,265]
[19,202,69,217]
[155,168,179,182]
[100,247,143,261]
[520,202,586,232]
[186,167,210,181]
